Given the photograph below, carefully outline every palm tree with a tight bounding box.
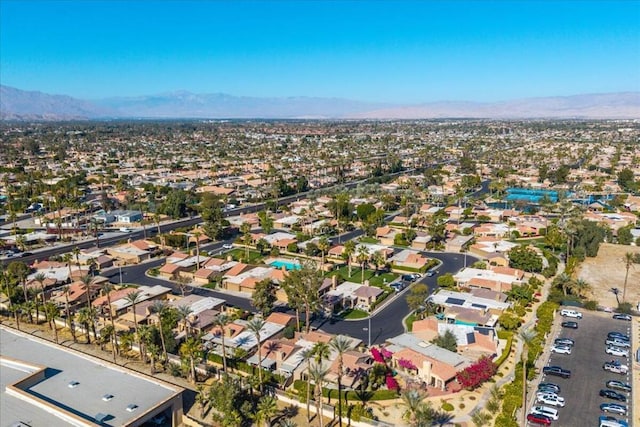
[622,252,634,303]
[61,284,76,342]
[213,313,230,374]
[177,304,194,338]
[356,245,370,284]
[137,324,153,364]
[150,300,168,363]
[519,328,537,427]
[278,420,297,427]
[9,303,22,330]
[554,273,573,297]
[77,306,96,344]
[400,389,429,427]
[312,341,330,364]
[124,290,142,359]
[308,363,329,427]
[101,283,119,360]
[79,274,95,307]
[192,230,202,267]
[180,336,202,383]
[573,278,592,299]
[300,348,314,422]
[247,317,266,391]
[255,395,278,427]
[147,343,161,374]
[329,336,353,427]
[240,222,252,262]
[471,410,492,427]
[43,302,60,343]
[33,272,47,324]
[317,237,330,270]
[343,240,356,277]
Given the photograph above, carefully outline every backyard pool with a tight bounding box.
[269,259,302,270]
[506,188,559,203]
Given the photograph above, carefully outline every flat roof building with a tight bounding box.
[0,326,183,427]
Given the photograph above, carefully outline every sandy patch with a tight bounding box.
[575,243,640,309]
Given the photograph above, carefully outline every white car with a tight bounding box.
[222,244,233,249]
[606,346,629,357]
[560,309,583,318]
[551,345,572,355]
[536,393,566,407]
[603,362,629,374]
[531,405,559,421]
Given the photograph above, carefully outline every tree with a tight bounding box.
[617,168,636,192]
[406,283,430,315]
[247,317,266,391]
[573,278,591,299]
[177,304,194,338]
[77,306,97,344]
[281,261,322,333]
[508,245,543,273]
[124,290,143,360]
[317,236,330,269]
[79,274,95,307]
[330,336,354,427]
[252,278,277,317]
[258,210,274,234]
[617,226,633,245]
[213,314,231,373]
[431,329,457,352]
[180,336,202,383]
[342,240,356,276]
[519,329,537,427]
[309,363,330,427]
[254,395,278,427]
[240,222,252,261]
[471,410,492,427]
[43,302,59,343]
[400,389,433,427]
[356,245,370,284]
[300,348,314,421]
[436,273,456,289]
[150,300,168,363]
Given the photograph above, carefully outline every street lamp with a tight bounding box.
[363,316,371,348]
[119,265,123,285]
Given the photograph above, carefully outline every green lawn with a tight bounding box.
[368,272,398,288]
[327,266,397,290]
[404,313,417,332]
[218,248,264,263]
[358,236,379,244]
[341,309,369,319]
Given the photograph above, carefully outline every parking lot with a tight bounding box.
[531,310,633,426]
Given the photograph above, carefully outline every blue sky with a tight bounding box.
[1,0,639,103]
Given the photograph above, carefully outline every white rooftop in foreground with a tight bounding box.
[0,326,182,427]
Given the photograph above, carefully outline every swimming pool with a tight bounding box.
[506,188,559,203]
[269,259,302,270]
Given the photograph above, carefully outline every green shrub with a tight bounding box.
[441,402,454,412]
[458,403,465,410]
[583,300,598,310]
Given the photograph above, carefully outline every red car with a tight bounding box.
[527,413,552,425]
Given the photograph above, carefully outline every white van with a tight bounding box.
[560,309,583,319]
[531,405,559,421]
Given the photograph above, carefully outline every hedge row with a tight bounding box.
[292,379,399,401]
[494,331,513,368]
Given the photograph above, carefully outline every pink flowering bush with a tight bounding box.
[380,348,393,359]
[385,374,400,391]
[371,347,385,364]
[455,356,497,390]
[397,358,417,371]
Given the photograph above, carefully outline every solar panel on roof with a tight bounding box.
[471,303,487,309]
[445,297,465,306]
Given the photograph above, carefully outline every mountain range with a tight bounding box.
[1,85,639,120]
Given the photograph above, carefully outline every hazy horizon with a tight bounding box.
[1,1,639,103]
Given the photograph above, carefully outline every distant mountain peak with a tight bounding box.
[1,84,638,120]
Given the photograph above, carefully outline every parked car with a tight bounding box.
[537,383,561,394]
[543,366,571,378]
[599,389,627,402]
[425,270,436,277]
[551,345,572,355]
[606,380,632,392]
[560,309,583,318]
[612,313,632,321]
[554,338,575,347]
[527,413,552,425]
[536,393,566,407]
[606,338,630,348]
[561,321,578,329]
[531,405,559,421]
[605,346,629,357]
[600,403,628,416]
[599,415,628,427]
[222,244,233,249]
[607,332,630,341]
[603,361,629,374]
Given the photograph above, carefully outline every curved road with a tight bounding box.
[104,246,477,345]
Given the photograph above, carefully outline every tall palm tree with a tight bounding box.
[79,274,95,307]
[356,245,370,284]
[343,240,356,277]
[101,282,119,360]
[150,300,168,363]
[255,395,278,427]
[137,324,153,364]
[147,343,160,374]
[9,303,22,330]
[300,348,314,422]
[312,341,330,364]
[622,252,635,303]
[43,302,59,343]
[317,237,330,270]
[329,336,353,427]
[124,290,142,359]
[247,317,266,392]
[34,272,47,324]
[573,278,591,299]
[179,336,202,384]
[192,230,202,267]
[176,304,194,338]
[61,284,76,342]
[213,313,230,374]
[77,306,97,344]
[309,362,329,427]
[519,329,537,427]
[400,389,428,427]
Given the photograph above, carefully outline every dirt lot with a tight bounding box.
[576,243,640,309]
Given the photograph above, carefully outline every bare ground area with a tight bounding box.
[575,243,640,309]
